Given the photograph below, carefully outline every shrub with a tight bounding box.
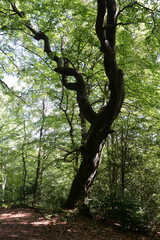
[91,192,151,231]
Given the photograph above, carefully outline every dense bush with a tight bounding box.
[90,192,152,231]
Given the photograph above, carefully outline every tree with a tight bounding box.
[2,0,124,208]
[63,0,124,208]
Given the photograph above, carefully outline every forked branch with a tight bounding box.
[95,0,124,132]
[10,3,96,124]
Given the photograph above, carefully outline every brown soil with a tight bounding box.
[0,207,159,240]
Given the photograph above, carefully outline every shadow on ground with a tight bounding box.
[0,207,159,240]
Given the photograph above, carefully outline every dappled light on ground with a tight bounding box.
[0,207,159,240]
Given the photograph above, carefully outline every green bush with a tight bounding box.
[91,192,151,231]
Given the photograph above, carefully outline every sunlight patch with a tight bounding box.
[31,219,49,226]
[0,212,31,220]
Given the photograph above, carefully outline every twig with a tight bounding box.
[0,78,26,102]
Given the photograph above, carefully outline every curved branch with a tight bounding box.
[55,67,97,123]
[11,3,52,54]
[117,1,158,20]
[106,0,117,50]
[33,31,51,54]
[95,0,107,52]
[11,3,96,124]
[95,0,124,132]
[0,78,26,102]
[96,0,117,52]
[116,1,137,19]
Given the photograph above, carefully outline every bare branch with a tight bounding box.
[136,2,158,13]
[59,90,75,145]
[11,3,25,18]
[117,21,147,26]
[0,10,8,16]
[116,1,158,39]
[64,148,81,162]
[0,48,20,71]
[117,1,158,19]
[117,1,137,18]
[0,78,26,102]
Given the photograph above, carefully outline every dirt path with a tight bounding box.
[0,207,159,240]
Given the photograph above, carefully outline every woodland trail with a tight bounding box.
[0,207,159,240]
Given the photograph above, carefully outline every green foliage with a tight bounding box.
[91,192,151,231]
[0,0,160,232]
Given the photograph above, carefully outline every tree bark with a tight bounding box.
[65,125,106,208]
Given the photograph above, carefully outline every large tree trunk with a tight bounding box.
[65,67,124,208]
[65,127,106,208]
[65,0,124,208]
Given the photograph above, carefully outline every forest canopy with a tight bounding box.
[0,0,160,230]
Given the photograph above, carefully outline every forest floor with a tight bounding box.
[0,207,160,240]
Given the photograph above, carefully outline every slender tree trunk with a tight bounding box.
[121,128,125,198]
[22,120,27,204]
[121,117,129,198]
[2,165,6,203]
[33,98,45,207]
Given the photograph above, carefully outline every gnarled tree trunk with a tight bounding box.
[64,0,124,208]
